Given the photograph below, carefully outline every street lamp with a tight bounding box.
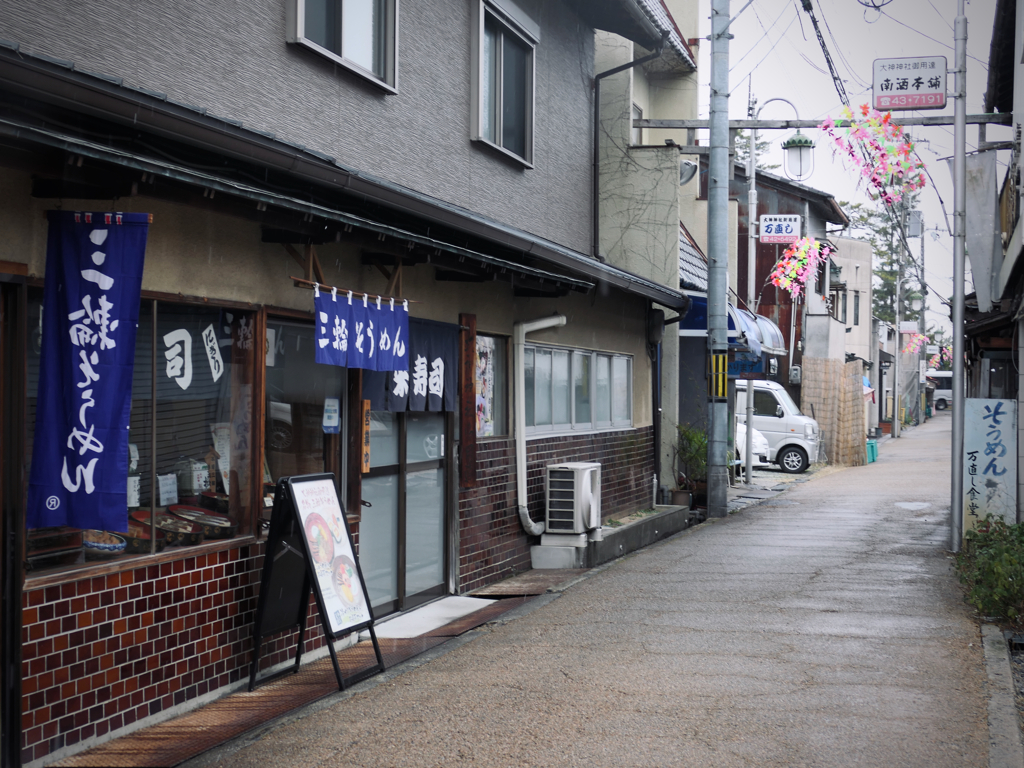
[743,98,815,484]
[781,130,815,180]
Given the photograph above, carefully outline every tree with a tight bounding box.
[839,198,924,326]
[734,129,780,172]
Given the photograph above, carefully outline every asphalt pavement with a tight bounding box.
[196,411,997,768]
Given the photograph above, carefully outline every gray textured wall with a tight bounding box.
[0,0,595,253]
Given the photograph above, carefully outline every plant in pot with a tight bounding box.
[675,423,709,508]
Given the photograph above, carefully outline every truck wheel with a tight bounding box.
[778,446,808,474]
[935,399,947,411]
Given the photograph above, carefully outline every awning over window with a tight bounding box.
[677,294,787,357]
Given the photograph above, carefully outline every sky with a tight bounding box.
[694,0,1005,336]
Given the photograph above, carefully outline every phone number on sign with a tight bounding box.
[875,94,945,109]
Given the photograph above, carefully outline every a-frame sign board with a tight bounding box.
[248,473,383,691]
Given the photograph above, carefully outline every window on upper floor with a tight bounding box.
[471,0,536,166]
[631,104,643,146]
[841,291,848,324]
[289,0,398,91]
[853,292,860,326]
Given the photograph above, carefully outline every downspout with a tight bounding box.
[593,33,668,260]
[515,314,567,535]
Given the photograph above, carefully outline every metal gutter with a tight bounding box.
[0,45,689,310]
[593,34,667,262]
[0,116,595,293]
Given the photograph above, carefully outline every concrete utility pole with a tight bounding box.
[951,0,967,552]
[707,0,731,517]
[894,203,909,438]
[744,96,802,483]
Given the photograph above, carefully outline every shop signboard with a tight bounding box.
[27,211,149,533]
[728,355,764,380]
[249,474,383,691]
[759,215,801,244]
[872,56,947,110]
[313,286,410,372]
[962,399,1017,542]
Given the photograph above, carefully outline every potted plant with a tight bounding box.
[675,423,709,507]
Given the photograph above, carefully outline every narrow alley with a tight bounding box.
[187,412,991,768]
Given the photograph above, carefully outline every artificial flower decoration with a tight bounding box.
[820,105,927,205]
[903,333,930,354]
[769,237,832,299]
[928,345,952,369]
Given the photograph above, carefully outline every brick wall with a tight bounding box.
[19,542,331,766]
[458,427,653,593]
[22,427,654,764]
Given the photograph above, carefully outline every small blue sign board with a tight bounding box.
[728,357,763,379]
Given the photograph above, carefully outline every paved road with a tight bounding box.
[208,412,989,767]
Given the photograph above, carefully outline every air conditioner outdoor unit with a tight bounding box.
[545,462,601,534]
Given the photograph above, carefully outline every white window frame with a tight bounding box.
[631,103,643,146]
[287,0,399,93]
[470,0,536,167]
[524,344,632,434]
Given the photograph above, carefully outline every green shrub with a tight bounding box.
[676,423,708,490]
[957,516,1024,619]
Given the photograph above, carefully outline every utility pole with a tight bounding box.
[893,205,904,439]
[707,0,731,517]
[745,95,757,484]
[743,95,803,483]
[951,0,967,552]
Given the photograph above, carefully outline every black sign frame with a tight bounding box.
[248,474,383,691]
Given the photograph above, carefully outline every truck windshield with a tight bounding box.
[774,386,802,415]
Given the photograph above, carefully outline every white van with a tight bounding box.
[735,380,820,473]
[927,370,952,410]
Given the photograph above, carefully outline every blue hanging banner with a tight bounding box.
[314,286,349,367]
[375,298,396,372]
[27,211,149,533]
[372,317,457,412]
[347,295,374,371]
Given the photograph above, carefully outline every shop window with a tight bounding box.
[264,319,347,496]
[289,0,398,91]
[25,292,257,574]
[523,345,632,433]
[474,334,508,437]
[472,0,536,165]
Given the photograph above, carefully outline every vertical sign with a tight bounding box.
[963,399,1017,540]
[291,476,372,633]
[459,313,477,488]
[27,211,149,533]
[710,354,728,400]
[361,399,371,473]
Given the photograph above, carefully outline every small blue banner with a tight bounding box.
[27,211,149,532]
[364,317,457,412]
[314,286,349,367]
[313,290,409,373]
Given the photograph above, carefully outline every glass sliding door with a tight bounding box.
[361,411,447,617]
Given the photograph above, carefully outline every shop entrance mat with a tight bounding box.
[470,568,587,596]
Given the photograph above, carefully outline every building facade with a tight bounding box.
[0,1,692,764]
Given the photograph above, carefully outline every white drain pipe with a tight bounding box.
[514,314,567,535]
